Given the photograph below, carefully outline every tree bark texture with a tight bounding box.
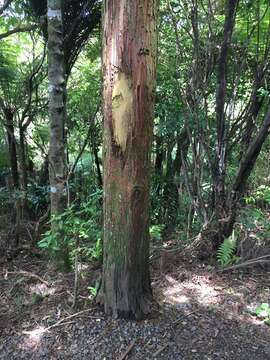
[102,0,157,319]
[214,0,238,204]
[47,0,69,270]
[213,0,239,246]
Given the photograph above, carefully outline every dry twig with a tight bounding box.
[219,255,270,272]
[4,270,50,287]
[117,340,136,360]
[23,308,103,335]
[153,343,169,357]
[172,310,198,326]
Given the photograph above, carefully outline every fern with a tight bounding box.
[217,230,238,267]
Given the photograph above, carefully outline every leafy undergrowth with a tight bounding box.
[0,250,270,359]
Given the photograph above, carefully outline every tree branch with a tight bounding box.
[67,102,100,180]
[232,104,270,196]
[64,0,94,43]
[0,24,38,40]
[21,44,47,130]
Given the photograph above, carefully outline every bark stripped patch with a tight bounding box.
[112,72,133,152]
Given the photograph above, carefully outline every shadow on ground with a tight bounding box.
[0,254,270,359]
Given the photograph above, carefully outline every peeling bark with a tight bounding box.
[102,0,157,319]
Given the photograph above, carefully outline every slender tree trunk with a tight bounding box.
[19,126,28,191]
[213,0,239,247]
[163,142,179,232]
[232,105,270,198]
[4,109,19,189]
[154,135,163,198]
[4,107,21,247]
[47,0,69,271]
[38,155,49,186]
[220,105,270,240]
[155,136,163,173]
[93,144,103,188]
[241,71,265,152]
[102,0,157,319]
[173,129,190,178]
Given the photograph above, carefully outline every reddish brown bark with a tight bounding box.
[102,0,157,319]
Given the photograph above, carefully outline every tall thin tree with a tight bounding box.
[47,0,69,270]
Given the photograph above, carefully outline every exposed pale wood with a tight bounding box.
[102,0,158,319]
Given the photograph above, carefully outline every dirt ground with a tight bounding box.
[0,251,270,360]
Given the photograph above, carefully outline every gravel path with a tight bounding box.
[1,302,270,359]
[1,255,270,359]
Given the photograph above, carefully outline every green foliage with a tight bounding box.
[217,231,239,267]
[1,0,270,270]
[239,206,270,240]
[245,186,270,206]
[80,237,102,261]
[38,190,102,263]
[150,224,164,242]
[88,285,98,299]
[255,303,270,325]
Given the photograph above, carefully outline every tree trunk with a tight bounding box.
[4,108,19,189]
[213,0,239,247]
[47,0,69,271]
[4,107,21,247]
[163,142,179,233]
[38,155,49,186]
[155,136,163,173]
[232,105,270,198]
[18,126,28,192]
[102,0,157,319]
[154,135,163,198]
[93,144,103,188]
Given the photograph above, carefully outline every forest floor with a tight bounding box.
[0,249,270,360]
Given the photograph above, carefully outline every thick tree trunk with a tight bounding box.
[102,0,157,319]
[47,0,69,270]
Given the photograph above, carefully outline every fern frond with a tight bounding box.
[217,230,237,267]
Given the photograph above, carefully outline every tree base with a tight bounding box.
[97,280,153,320]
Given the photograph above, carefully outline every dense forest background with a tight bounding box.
[0,0,270,314]
[1,0,270,266]
[1,0,270,358]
